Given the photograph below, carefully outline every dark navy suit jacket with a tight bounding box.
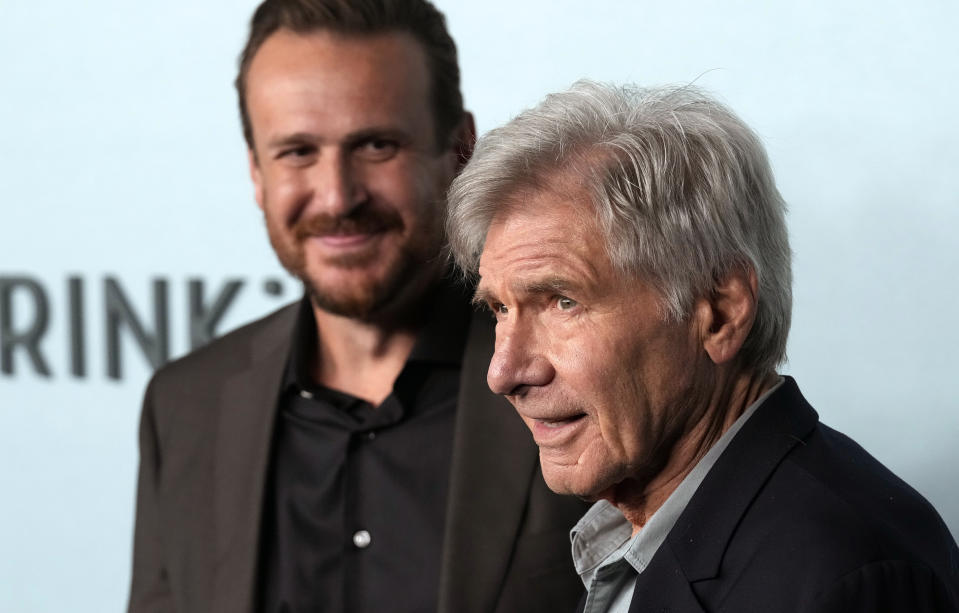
[580,377,959,612]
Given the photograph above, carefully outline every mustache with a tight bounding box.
[293,207,403,240]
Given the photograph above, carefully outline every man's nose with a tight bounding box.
[487,321,554,396]
[312,152,368,217]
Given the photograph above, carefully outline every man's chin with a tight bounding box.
[300,259,424,321]
[540,459,592,498]
[279,238,443,322]
[539,454,624,501]
[303,277,385,320]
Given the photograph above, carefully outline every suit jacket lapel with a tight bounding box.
[439,310,540,613]
[211,304,298,613]
[629,377,819,611]
[629,544,707,613]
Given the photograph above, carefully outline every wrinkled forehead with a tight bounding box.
[477,164,663,292]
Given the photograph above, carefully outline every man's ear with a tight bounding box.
[695,265,759,365]
[248,148,265,211]
[452,111,476,171]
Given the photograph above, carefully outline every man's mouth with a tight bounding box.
[313,232,381,248]
[528,412,588,445]
[537,414,587,428]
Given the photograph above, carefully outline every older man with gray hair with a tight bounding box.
[447,82,959,612]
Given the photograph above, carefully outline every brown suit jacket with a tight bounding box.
[127,301,587,613]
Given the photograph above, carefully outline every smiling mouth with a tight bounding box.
[313,232,381,247]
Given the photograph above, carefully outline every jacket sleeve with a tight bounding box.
[803,559,959,613]
[127,377,175,613]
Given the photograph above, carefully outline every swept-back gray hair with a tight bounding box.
[447,80,792,374]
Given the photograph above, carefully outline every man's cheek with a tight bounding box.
[592,405,636,463]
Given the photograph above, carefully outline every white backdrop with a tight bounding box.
[1,1,957,610]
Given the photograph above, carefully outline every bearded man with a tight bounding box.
[127,2,586,612]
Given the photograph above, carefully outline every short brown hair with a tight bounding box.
[236,0,464,150]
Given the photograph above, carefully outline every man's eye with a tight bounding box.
[277,145,315,160]
[495,303,508,315]
[557,296,578,311]
[357,139,399,160]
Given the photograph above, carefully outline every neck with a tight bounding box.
[613,368,778,536]
[309,275,440,406]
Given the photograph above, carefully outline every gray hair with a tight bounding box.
[447,80,792,374]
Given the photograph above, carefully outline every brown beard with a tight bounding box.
[305,239,424,320]
[292,205,403,262]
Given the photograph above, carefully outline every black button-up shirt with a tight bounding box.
[258,280,472,613]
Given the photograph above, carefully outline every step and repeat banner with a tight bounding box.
[2,1,958,610]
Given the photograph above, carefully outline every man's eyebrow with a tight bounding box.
[265,132,317,149]
[471,277,577,307]
[472,286,493,307]
[522,277,576,296]
[265,127,413,151]
[343,126,411,146]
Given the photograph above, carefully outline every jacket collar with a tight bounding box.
[211,303,298,613]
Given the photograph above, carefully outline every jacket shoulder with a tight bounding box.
[716,420,959,608]
[786,423,955,553]
[140,301,298,441]
[149,301,298,388]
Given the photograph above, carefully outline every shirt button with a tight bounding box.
[366,431,376,440]
[299,389,313,399]
[353,530,372,549]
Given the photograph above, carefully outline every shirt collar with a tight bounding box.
[282,274,474,393]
